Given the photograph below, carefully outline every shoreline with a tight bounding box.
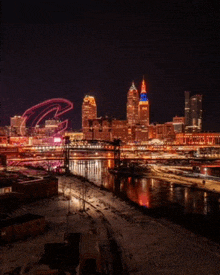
[149,170,220,194]
[2,171,220,274]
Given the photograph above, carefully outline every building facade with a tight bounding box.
[172,116,185,133]
[127,82,139,126]
[175,132,220,145]
[10,116,26,136]
[83,117,129,142]
[45,119,61,136]
[184,91,202,133]
[112,120,129,142]
[82,96,97,128]
[64,131,84,141]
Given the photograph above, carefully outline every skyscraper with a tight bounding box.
[82,95,97,128]
[138,78,150,127]
[184,91,202,132]
[127,82,139,126]
[184,91,190,127]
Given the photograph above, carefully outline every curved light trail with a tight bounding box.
[20,98,73,135]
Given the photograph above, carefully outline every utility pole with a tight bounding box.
[81,160,88,212]
[67,180,72,215]
[113,139,121,168]
[66,179,73,238]
[64,136,70,174]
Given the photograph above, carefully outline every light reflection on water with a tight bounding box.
[69,159,220,216]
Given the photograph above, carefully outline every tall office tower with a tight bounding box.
[184,91,190,127]
[127,82,139,126]
[185,91,202,132]
[82,95,97,128]
[190,94,202,132]
[138,78,150,127]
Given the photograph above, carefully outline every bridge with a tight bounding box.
[0,140,119,153]
[26,142,116,153]
[2,140,121,172]
[1,140,220,172]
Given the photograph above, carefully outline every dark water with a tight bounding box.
[69,159,220,242]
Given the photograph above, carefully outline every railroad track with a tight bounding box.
[59,178,130,275]
[59,175,220,274]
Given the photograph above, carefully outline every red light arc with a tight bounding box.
[20,98,73,136]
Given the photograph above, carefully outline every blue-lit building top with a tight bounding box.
[140,93,148,102]
[139,79,148,102]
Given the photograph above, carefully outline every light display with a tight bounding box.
[20,98,73,135]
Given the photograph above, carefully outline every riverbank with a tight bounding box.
[149,165,220,194]
[2,174,220,274]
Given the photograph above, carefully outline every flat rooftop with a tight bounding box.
[0,213,44,229]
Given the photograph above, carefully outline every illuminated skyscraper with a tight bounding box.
[185,91,202,132]
[190,94,202,132]
[138,78,149,127]
[82,95,97,128]
[184,91,190,127]
[127,82,139,126]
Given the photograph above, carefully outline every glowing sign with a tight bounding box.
[20,98,73,136]
[54,137,62,143]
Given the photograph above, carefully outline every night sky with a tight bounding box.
[1,0,220,131]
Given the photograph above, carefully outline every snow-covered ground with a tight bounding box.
[1,175,220,274]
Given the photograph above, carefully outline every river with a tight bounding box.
[69,159,220,243]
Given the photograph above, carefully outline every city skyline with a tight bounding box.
[1,2,220,272]
[2,1,219,131]
[1,79,218,134]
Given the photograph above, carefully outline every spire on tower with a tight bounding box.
[138,76,150,126]
[130,81,137,90]
[141,77,147,94]
[140,77,148,102]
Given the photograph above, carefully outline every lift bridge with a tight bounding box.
[23,139,121,173]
